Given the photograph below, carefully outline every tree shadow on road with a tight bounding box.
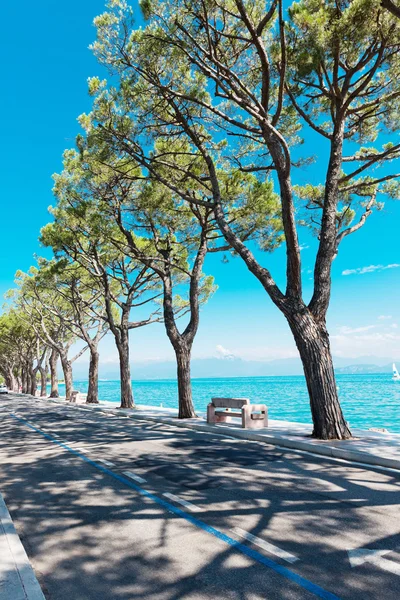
[1,399,400,600]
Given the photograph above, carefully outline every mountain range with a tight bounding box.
[71,355,399,380]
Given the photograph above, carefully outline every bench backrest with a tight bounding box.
[211,397,250,409]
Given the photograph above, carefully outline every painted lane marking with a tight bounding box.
[10,413,340,600]
[232,527,299,564]
[98,459,115,467]
[122,471,147,484]
[348,549,400,576]
[163,492,202,513]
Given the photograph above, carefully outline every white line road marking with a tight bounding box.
[162,492,202,512]
[348,549,400,575]
[98,459,115,467]
[12,413,341,600]
[232,527,299,564]
[123,471,147,484]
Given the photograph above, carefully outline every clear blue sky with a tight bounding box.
[1,0,400,366]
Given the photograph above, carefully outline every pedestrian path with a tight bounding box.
[0,492,45,600]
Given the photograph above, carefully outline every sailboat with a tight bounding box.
[393,363,400,381]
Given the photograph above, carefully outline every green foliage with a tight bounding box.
[87,0,400,261]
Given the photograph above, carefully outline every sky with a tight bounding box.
[1,0,400,369]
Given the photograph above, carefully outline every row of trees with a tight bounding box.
[1,0,399,439]
[0,311,53,397]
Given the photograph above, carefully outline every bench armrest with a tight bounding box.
[242,404,268,429]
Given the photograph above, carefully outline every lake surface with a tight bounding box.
[55,373,400,433]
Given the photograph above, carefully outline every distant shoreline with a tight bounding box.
[51,372,394,384]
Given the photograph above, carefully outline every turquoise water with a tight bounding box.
[54,373,400,433]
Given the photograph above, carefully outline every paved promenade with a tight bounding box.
[2,394,400,599]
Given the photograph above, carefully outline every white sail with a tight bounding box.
[393,363,400,381]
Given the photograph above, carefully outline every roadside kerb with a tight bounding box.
[0,492,46,600]
[38,396,400,473]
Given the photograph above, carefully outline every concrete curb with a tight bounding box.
[0,492,46,600]
[39,396,400,473]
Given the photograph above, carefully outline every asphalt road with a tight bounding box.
[1,395,400,600]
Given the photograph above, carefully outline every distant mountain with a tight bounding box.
[71,354,399,380]
[336,363,396,375]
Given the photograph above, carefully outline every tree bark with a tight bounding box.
[86,349,100,404]
[27,369,33,395]
[21,367,28,394]
[116,333,134,409]
[12,374,18,392]
[381,0,400,19]
[30,365,37,397]
[287,309,351,440]
[49,349,59,398]
[39,367,47,397]
[5,374,12,390]
[162,272,199,420]
[59,352,73,402]
[5,367,17,391]
[175,344,197,418]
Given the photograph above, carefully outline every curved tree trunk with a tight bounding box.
[11,374,18,392]
[3,371,12,390]
[86,349,100,404]
[21,367,28,394]
[175,344,197,419]
[30,366,38,397]
[3,368,17,392]
[49,349,59,398]
[59,352,73,402]
[116,333,134,409]
[39,367,47,397]
[27,367,33,395]
[288,310,351,440]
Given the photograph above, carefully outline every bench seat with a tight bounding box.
[207,397,268,430]
[214,410,243,418]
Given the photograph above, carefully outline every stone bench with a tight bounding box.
[69,390,83,403]
[207,397,268,430]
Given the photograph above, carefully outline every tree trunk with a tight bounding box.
[175,345,197,419]
[21,367,28,394]
[116,333,134,409]
[39,367,47,397]
[26,367,32,395]
[287,310,351,440]
[30,366,37,397]
[86,349,100,404]
[3,371,11,390]
[49,349,59,398]
[59,352,73,402]
[4,368,17,391]
[10,373,16,391]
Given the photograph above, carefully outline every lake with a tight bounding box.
[54,373,400,433]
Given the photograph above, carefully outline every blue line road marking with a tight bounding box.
[11,413,341,600]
